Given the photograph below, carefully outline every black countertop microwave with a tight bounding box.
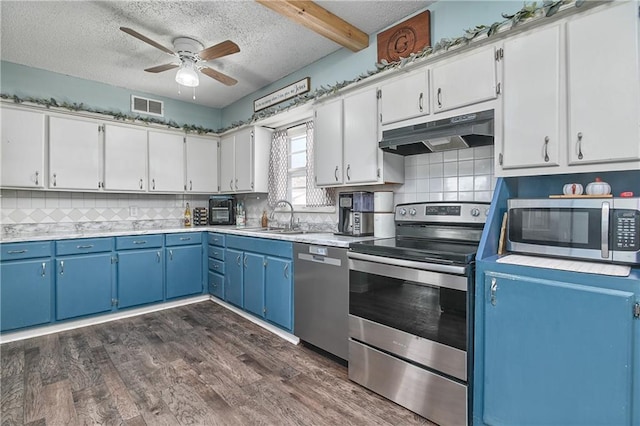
[209,196,235,225]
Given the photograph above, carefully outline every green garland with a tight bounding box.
[2,0,578,135]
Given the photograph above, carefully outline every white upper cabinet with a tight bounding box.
[1,108,46,188]
[500,25,562,170]
[343,88,380,184]
[148,130,184,192]
[219,126,270,194]
[432,46,498,113]
[314,98,344,186]
[566,1,640,165]
[49,116,101,191]
[379,68,429,125]
[103,123,147,191]
[185,135,219,193]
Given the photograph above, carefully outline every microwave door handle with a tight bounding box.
[601,201,610,259]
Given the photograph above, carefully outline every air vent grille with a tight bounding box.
[131,95,164,117]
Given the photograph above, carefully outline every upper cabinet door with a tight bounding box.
[233,128,253,192]
[148,131,184,192]
[567,1,640,165]
[103,124,148,191]
[379,69,429,125]
[219,135,235,193]
[343,88,379,184]
[432,46,498,113]
[314,99,343,186]
[1,108,46,188]
[500,25,562,170]
[186,135,219,193]
[49,116,101,191]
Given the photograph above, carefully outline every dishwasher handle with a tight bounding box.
[297,252,342,267]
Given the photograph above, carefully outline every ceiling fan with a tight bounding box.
[120,27,240,87]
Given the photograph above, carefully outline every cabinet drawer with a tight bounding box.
[208,233,226,247]
[116,234,163,250]
[209,245,225,261]
[208,257,225,274]
[226,235,293,259]
[1,241,52,260]
[208,271,224,298]
[56,238,113,255]
[166,232,202,246]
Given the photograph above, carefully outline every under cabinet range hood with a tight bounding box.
[379,109,494,156]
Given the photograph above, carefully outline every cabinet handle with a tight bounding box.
[284,263,289,279]
[437,88,442,108]
[35,171,39,186]
[213,264,219,269]
[235,178,238,190]
[157,251,161,263]
[152,179,156,190]
[169,249,173,261]
[577,132,584,160]
[490,278,497,306]
[346,164,351,181]
[53,173,57,187]
[41,262,46,277]
[7,249,27,254]
[179,237,191,241]
[133,240,147,245]
[230,179,234,190]
[139,179,143,189]
[334,166,339,181]
[419,92,424,112]
[60,260,64,276]
[77,245,94,249]
[188,180,192,191]
[543,136,550,163]
[243,255,248,268]
[236,254,241,266]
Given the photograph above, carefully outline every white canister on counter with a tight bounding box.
[374,213,395,238]
[374,191,394,212]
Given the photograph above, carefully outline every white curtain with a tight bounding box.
[268,129,288,207]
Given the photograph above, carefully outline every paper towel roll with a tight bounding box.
[374,213,395,238]
[374,191,394,212]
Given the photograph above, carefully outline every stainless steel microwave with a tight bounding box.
[209,195,235,225]
[507,198,640,265]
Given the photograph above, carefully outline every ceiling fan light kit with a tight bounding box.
[175,59,200,87]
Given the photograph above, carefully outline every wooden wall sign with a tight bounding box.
[377,10,431,63]
[254,77,310,112]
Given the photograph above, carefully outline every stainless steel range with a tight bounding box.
[347,201,489,426]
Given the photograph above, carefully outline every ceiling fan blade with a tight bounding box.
[198,40,240,62]
[201,67,238,86]
[145,63,180,73]
[120,27,175,56]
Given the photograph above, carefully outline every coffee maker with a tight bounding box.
[337,191,374,236]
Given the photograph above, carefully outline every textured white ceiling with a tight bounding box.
[0,1,430,109]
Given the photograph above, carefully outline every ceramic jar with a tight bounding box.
[563,183,584,196]
[586,177,611,195]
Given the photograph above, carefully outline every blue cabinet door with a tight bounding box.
[208,271,224,299]
[225,248,243,307]
[1,259,53,331]
[56,253,113,320]
[117,249,163,309]
[265,257,293,331]
[166,245,202,299]
[483,273,635,426]
[243,252,265,317]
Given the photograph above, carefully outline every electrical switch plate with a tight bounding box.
[129,206,138,217]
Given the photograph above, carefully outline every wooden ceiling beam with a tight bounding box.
[256,0,369,52]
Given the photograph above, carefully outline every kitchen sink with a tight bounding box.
[259,228,310,235]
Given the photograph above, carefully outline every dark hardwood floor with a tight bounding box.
[1,301,434,425]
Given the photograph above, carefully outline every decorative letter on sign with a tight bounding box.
[377,11,431,63]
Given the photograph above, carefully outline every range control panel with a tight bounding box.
[395,202,490,224]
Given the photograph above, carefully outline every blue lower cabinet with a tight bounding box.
[1,259,53,332]
[56,253,113,320]
[117,249,163,309]
[166,245,202,299]
[482,272,635,426]
[265,257,293,331]
[225,248,244,307]
[243,252,266,317]
[208,271,224,299]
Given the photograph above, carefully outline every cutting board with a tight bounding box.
[549,194,613,198]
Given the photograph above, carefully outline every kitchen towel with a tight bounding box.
[496,254,631,277]
[374,213,395,238]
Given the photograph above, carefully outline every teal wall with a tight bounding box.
[0,61,221,129]
[221,0,522,127]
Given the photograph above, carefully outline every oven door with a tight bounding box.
[348,252,469,381]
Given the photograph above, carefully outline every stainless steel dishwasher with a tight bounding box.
[294,243,349,360]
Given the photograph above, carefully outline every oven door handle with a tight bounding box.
[347,251,468,277]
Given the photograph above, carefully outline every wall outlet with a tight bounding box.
[129,206,138,217]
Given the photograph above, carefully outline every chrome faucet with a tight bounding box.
[269,199,295,229]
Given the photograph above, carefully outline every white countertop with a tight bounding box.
[0,225,377,248]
